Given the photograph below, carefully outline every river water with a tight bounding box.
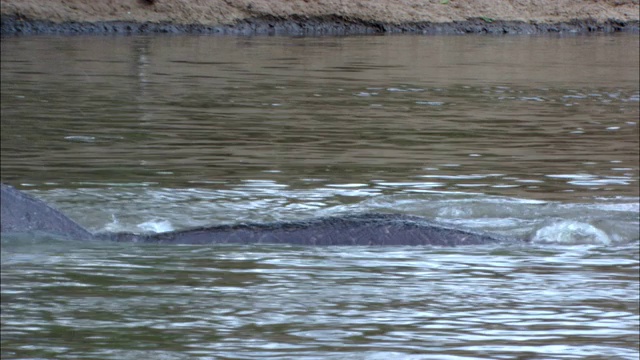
[1,34,639,359]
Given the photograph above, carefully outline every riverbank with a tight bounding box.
[1,0,638,35]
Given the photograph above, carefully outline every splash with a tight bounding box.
[137,219,175,233]
[533,221,611,245]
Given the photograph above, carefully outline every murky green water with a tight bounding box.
[1,34,639,359]
[2,241,639,360]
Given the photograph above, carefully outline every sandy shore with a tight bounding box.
[1,0,639,35]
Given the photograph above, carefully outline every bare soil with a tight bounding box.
[1,0,639,35]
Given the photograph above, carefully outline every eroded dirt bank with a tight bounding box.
[1,0,639,35]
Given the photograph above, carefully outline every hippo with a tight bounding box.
[1,182,516,246]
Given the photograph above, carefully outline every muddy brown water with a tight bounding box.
[1,34,639,359]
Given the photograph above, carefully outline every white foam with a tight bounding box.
[137,220,174,233]
[533,221,611,245]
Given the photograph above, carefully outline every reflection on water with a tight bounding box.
[1,242,639,359]
[0,34,639,359]
[1,35,638,203]
[1,34,638,240]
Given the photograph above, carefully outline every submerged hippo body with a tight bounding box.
[1,182,94,241]
[1,183,512,246]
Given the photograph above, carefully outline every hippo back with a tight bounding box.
[1,183,94,240]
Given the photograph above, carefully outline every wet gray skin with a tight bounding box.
[1,183,517,246]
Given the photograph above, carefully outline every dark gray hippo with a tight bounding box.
[1,183,516,246]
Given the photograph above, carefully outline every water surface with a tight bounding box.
[1,34,639,359]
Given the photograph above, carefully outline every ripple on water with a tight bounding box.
[1,34,639,359]
[1,242,638,359]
